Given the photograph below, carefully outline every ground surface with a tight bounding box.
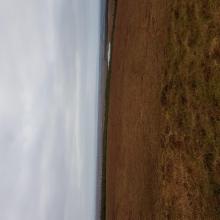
[106,0,220,219]
[159,1,220,219]
[106,0,168,219]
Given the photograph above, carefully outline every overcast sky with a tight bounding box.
[0,0,102,219]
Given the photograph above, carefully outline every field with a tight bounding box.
[106,0,167,219]
[159,0,220,219]
[106,0,220,219]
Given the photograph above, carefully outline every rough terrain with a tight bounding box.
[159,1,220,219]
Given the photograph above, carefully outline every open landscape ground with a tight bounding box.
[159,1,220,219]
[106,0,220,219]
[106,0,168,219]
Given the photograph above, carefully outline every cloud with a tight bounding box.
[0,0,101,219]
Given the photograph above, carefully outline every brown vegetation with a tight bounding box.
[106,0,220,219]
[159,0,220,219]
[106,0,167,219]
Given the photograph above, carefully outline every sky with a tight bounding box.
[0,0,102,219]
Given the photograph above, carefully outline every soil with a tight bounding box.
[106,0,168,219]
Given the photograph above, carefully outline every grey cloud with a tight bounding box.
[0,0,102,219]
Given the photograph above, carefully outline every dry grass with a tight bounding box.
[158,0,220,219]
